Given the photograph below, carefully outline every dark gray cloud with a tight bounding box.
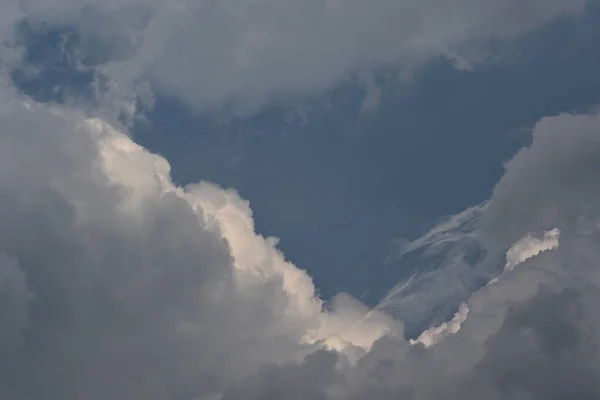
[0,92,240,399]
[223,350,340,400]
[474,289,599,400]
[225,287,600,400]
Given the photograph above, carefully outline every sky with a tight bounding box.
[1,1,600,399]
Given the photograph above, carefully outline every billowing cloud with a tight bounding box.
[482,111,600,246]
[0,78,396,399]
[1,2,600,398]
[504,228,561,271]
[222,109,600,399]
[409,302,469,347]
[3,0,589,112]
[2,68,600,398]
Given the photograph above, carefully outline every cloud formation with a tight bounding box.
[224,109,600,399]
[0,79,397,399]
[377,201,501,335]
[0,2,599,399]
[2,69,600,398]
[504,228,561,272]
[4,0,589,112]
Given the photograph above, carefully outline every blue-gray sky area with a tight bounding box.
[13,2,600,305]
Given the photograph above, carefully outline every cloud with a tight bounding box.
[389,201,487,259]
[391,227,561,348]
[0,78,398,399]
[377,201,502,336]
[410,227,562,348]
[380,107,600,332]
[0,255,33,351]
[470,288,600,400]
[3,68,600,398]
[221,109,600,399]
[482,111,600,246]
[3,0,588,113]
[1,4,600,397]
[504,228,561,271]
[410,302,469,347]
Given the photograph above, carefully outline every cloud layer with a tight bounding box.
[4,0,589,112]
[2,74,600,399]
[1,2,600,399]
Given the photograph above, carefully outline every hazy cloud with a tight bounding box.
[3,0,588,113]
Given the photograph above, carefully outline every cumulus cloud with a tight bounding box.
[482,111,600,246]
[410,302,469,347]
[2,0,589,113]
[2,67,600,398]
[223,109,600,399]
[504,228,561,271]
[0,2,600,398]
[0,78,397,399]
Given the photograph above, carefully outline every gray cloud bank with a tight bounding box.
[1,1,600,399]
[2,0,589,113]
[0,78,397,399]
[2,77,600,399]
[225,110,600,400]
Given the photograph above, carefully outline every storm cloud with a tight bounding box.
[0,1,599,399]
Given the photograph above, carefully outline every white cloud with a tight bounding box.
[410,302,469,347]
[504,228,561,271]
